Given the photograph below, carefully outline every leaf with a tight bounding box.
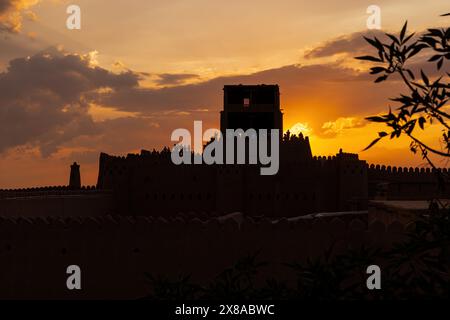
[355,55,383,62]
[405,120,417,135]
[370,67,386,74]
[402,32,415,44]
[378,132,388,138]
[418,117,426,129]
[375,75,388,83]
[411,82,427,90]
[405,69,415,80]
[420,69,429,86]
[366,116,387,123]
[428,54,442,62]
[428,28,444,37]
[437,58,444,70]
[386,33,400,45]
[420,36,438,48]
[407,44,427,58]
[364,36,383,51]
[363,137,382,151]
[400,21,408,42]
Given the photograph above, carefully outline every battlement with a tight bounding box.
[368,164,448,175]
[0,185,100,199]
[97,147,367,174]
[367,164,450,201]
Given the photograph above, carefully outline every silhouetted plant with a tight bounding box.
[202,252,268,300]
[254,278,293,300]
[380,204,450,299]
[286,247,345,300]
[287,246,384,300]
[143,253,269,300]
[356,16,450,169]
[353,14,450,300]
[144,274,202,300]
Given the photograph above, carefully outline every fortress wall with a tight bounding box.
[0,186,99,199]
[0,194,114,218]
[2,153,447,219]
[0,187,114,217]
[368,165,450,199]
[0,215,406,299]
[126,156,218,215]
[95,152,372,217]
[5,153,445,220]
[336,158,368,211]
[368,164,448,180]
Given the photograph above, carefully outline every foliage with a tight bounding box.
[381,201,450,299]
[356,17,450,168]
[144,274,201,300]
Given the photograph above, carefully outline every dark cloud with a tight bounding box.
[0,0,11,12]
[155,73,200,86]
[0,48,141,155]
[0,47,222,157]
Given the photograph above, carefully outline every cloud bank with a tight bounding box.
[0,47,140,155]
[0,0,39,33]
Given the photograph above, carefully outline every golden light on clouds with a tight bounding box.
[87,50,99,66]
[322,117,365,136]
[288,122,313,137]
[0,0,40,33]
[88,104,139,122]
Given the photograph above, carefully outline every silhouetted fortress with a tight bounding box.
[0,85,449,218]
[0,85,449,299]
[95,85,448,217]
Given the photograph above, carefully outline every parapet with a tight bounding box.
[368,164,449,176]
[0,185,102,199]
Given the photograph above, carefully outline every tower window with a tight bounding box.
[243,98,250,107]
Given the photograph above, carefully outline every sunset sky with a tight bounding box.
[0,0,449,188]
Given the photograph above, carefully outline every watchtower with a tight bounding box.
[69,162,81,189]
[220,85,283,133]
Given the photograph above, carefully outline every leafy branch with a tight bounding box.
[356,17,450,167]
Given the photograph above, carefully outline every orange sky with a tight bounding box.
[0,0,449,188]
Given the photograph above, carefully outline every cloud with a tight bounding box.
[0,47,141,155]
[155,73,200,86]
[0,0,40,33]
[289,122,313,136]
[97,62,401,137]
[321,117,366,137]
[303,28,436,74]
[3,24,440,161]
[304,31,384,59]
[0,46,406,158]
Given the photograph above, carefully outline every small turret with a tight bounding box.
[69,162,81,189]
